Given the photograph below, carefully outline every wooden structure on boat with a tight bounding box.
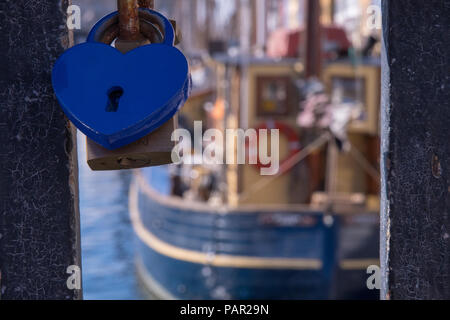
[182,56,381,211]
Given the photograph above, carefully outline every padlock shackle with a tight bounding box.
[87,9,175,47]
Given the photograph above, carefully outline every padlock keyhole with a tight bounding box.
[106,86,124,112]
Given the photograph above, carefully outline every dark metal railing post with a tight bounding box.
[0,1,82,299]
[381,0,450,300]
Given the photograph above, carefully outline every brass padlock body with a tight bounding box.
[87,116,177,171]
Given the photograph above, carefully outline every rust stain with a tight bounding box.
[432,154,442,179]
[138,0,154,8]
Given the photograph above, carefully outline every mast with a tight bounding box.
[255,0,268,55]
[304,0,323,78]
[240,0,252,56]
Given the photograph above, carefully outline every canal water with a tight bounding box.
[77,133,144,300]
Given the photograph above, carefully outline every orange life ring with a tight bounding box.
[247,121,301,172]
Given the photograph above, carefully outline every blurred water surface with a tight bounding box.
[77,133,144,300]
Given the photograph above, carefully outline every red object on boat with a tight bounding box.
[248,121,301,174]
[267,26,351,59]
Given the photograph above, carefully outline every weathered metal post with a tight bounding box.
[381,0,450,299]
[305,0,323,78]
[0,1,82,299]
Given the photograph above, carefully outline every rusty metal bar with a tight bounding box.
[304,0,323,78]
[118,0,141,40]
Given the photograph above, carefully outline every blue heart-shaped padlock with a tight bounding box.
[52,9,190,149]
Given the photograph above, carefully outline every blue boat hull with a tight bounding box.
[130,168,379,300]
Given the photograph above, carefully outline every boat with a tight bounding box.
[129,51,381,299]
[130,1,381,300]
